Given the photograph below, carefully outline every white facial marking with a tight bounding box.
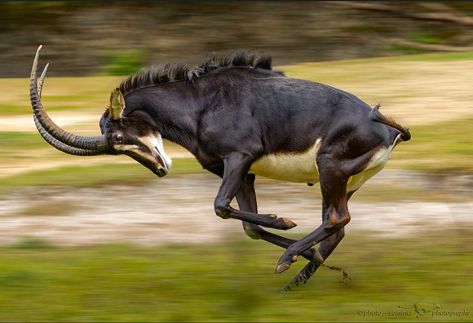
[250,138,322,183]
[154,134,173,169]
[139,133,173,170]
[114,144,139,151]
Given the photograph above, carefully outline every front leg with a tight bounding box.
[214,153,296,230]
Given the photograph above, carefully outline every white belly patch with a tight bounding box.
[249,134,401,192]
[249,138,322,183]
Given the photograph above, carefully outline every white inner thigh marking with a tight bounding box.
[347,133,401,192]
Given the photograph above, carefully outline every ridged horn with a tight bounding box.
[34,115,104,156]
[30,45,109,152]
[37,61,49,98]
[34,64,101,155]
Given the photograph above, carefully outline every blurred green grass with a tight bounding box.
[1,51,472,116]
[394,51,473,62]
[0,76,120,116]
[0,231,472,322]
[0,159,202,196]
[0,131,45,150]
[390,117,473,171]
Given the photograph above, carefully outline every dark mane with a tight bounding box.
[119,50,282,95]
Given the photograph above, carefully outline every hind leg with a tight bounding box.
[275,156,350,273]
[236,174,320,262]
[274,141,381,274]
[284,190,358,287]
[284,228,345,289]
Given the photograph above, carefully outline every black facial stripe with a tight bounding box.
[154,147,166,168]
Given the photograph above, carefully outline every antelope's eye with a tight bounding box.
[114,133,123,143]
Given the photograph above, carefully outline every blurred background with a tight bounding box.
[0,1,472,321]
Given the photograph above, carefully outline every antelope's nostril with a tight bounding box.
[154,145,172,170]
[155,154,166,168]
[156,167,168,177]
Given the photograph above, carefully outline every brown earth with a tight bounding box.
[0,172,471,246]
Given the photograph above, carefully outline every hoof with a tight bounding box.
[282,218,297,229]
[262,216,297,230]
[291,255,298,262]
[275,262,291,274]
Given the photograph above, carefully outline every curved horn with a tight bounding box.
[35,70,101,155]
[34,116,104,156]
[30,45,109,152]
[37,62,49,98]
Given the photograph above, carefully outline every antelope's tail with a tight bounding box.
[370,104,411,141]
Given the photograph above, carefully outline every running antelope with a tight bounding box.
[29,46,410,288]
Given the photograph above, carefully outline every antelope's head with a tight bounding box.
[30,46,172,177]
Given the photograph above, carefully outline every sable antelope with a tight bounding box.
[29,46,410,288]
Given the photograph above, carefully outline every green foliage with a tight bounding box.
[12,237,54,249]
[102,50,146,76]
[406,32,445,45]
[385,44,429,55]
[0,232,472,321]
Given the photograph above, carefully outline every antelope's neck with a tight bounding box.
[127,85,203,156]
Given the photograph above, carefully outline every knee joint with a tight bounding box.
[214,205,229,219]
[214,199,231,219]
[326,209,350,230]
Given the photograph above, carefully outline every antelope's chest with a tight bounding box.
[249,139,321,183]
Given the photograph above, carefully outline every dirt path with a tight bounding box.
[0,173,471,246]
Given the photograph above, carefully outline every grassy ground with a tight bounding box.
[0,76,120,116]
[389,117,473,172]
[0,231,472,322]
[0,159,202,196]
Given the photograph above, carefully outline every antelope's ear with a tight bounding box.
[109,88,125,120]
